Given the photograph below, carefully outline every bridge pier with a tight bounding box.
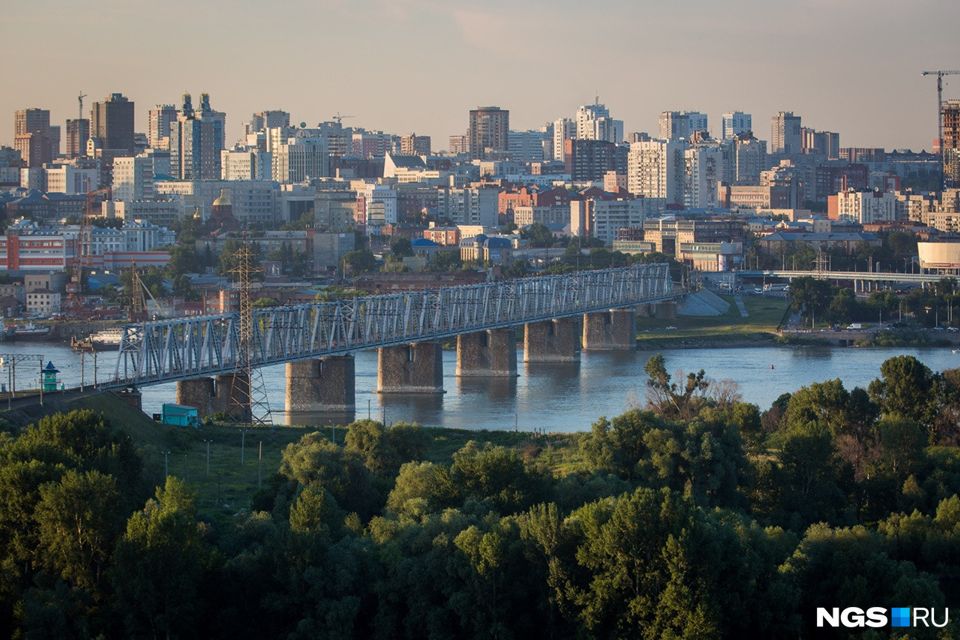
[377,342,444,394]
[214,372,251,421]
[456,329,517,376]
[523,318,580,362]
[285,356,355,413]
[582,309,636,351]
[176,377,216,417]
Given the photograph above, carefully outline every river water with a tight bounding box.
[6,342,960,432]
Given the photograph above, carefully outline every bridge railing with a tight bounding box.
[113,263,673,387]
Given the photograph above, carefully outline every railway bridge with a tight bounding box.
[105,264,675,419]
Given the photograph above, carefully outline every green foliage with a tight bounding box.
[2,350,960,638]
[788,276,833,325]
[112,477,211,638]
[342,249,378,274]
[388,237,413,258]
[35,469,122,591]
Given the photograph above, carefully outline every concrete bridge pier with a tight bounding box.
[215,372,252,421]
[377,342,444,394]
[176,377,216,417]
[582,309,636,351]
[285,356,355,412]
[523,318,580,362]
[456,328,518,376]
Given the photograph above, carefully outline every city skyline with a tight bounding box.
[2,0,958,150]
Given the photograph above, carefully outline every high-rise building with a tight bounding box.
[627,139,685,205]
[273,138,328,183]
[91,93,135,155]
[732,134,767,185]
[770,111,802,155]
[14,108,52,167]
[576,103,624,144]
[437,186,498,227]
[169,93,226,180]
[400,133,431,156]
[570,197,657,244]
[65,119,90,158]
[721,112,752,140]
[221,148,272,181]
[801,127,840,159]
[468,106,509,160]
[552,118,575,162]
[247,110,290,135]
[48,126,60,159]
[449,134,468,155]
[942,100,960,187]
[148,104,178,150]
[508,130,547,163]
[683,144,725,208]
[351,130,395,158]
[112,155,156,202]
[659,111,708,141]
[564,139,619,182]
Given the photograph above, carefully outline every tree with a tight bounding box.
[279,433,381,519]
[522,223,554,247]
[389,237,413,258]
[112,477,211,638]
[828,287,857,324]
[788,276,832,325]
[868,356,935,427]
[449,441,544,513]
[644,354,709,420]
[34,470,122,592]
[342,249,378,275]
[218,239,264,277]
[385,461,454,517]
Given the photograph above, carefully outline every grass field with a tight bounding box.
[28,394,581,525]
[636,294,790,342]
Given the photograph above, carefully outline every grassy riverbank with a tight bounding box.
[636,294,790,346]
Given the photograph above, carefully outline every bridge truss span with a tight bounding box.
[114,263,673,387]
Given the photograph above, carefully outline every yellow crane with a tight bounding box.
[921,69,960,190]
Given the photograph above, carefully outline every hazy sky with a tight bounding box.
[3,0,959,151]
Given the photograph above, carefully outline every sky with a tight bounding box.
[2,0,959,151]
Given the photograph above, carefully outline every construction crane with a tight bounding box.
[77,91,87,122]
[921,70,960,191]
[330,112,355,125]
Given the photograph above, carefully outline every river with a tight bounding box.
[5,342,960,432]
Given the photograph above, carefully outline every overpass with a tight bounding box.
[736,269,949,287]
[103,264,675,418]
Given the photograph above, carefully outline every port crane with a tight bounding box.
[921,69,960,190]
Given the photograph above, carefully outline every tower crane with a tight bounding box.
[331,112,355,125]
[77,91,87,122]
[921,70,960,191]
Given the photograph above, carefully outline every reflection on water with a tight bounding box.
[10,341,960,432]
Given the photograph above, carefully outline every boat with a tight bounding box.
[72,327,123,351]
[12,323,51,339]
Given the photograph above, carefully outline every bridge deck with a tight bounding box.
[109,264,675,389]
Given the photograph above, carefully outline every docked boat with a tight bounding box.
[13,323,51,339]
[72,327,123,351]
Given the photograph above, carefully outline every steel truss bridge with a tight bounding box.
[111,264,674,388]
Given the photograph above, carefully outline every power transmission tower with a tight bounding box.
[229,240,273,427]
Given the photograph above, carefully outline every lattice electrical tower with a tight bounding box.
[230,240,273,426]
